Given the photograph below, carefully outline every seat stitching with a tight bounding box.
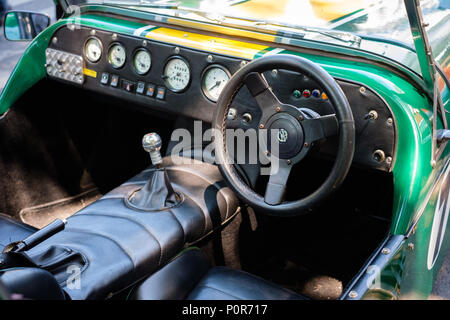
[193,284,243,300]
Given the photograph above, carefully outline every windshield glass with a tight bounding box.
[66,0,450,76]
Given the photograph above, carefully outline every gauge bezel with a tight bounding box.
[201,64,232,102]
[133,48,152,75]
[163,55,192,93]
[83,36,103,63]
[107,42,127,69]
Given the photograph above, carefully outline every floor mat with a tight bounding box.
[19,188,102,229]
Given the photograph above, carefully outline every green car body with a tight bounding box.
[0,0,448,299]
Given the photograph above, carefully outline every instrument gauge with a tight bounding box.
[108,43,126,69]
[84,37,102,63]
[202,65,231,102]
[133,49,151,75]
[163,57,191,92]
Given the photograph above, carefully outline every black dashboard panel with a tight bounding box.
[46,26,396,172]
[48,26,244,123]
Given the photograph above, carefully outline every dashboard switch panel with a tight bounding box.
[46,48,84,84]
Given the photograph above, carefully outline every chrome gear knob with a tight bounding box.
[142,132,162,166]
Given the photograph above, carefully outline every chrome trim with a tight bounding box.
[341,234,405,300]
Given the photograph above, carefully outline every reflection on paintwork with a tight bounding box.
[68,0,448,77]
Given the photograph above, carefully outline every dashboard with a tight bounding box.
[45,25,396,172]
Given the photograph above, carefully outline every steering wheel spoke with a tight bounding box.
[302,114,339,143]
[244,72,281,113]
[264,160,292,205]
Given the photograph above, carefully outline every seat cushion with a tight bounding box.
[187,267,305,300]
[134,249,306,300]
[0,213,37,251]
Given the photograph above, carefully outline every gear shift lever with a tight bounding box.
[142,133,163,167]
[127,133,179,211]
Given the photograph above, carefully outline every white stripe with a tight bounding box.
[133,25,155,37]
[263,48,283,56]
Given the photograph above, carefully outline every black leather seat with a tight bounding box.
[22,156,239,300]
[0,215,64,300]
[0,213,37,252]
[0,268,66,300]
[133,249,306,300]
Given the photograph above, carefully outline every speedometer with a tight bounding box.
[108,43,126,69]
[202,65,231,102]
[163,57,191,92]
[133,49,151,75]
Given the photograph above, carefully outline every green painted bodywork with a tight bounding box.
[0,5,448,299]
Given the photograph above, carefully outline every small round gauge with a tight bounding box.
[133,49,151,75]
[108,43,126,69]
[202,65,231,102]
[84,37,102,63]
[163,57,191,92]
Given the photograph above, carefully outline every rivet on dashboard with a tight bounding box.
[259,124,264,129]
[387,118,393,125]
[381,248,390,255]
[298,115,304,121]
[227,108,237,120]
[349,291,358,299]
[207,55,214,63]
[276,107,281,112]
[272,69,278,77]
[142,40,147,46]
[52,37,58,44]
[112,33,118,40]
[359,86,366,94]
[174,47,180,54]
[304,142,309,148]
[386,156,392,165]
[286,160,291,165]
[90,30,96,36]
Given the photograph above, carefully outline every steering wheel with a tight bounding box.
[212,54,355,216]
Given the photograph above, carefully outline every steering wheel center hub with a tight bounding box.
[266,113,304,159]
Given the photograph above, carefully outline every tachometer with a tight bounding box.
[202,65,231,102]
[163,57,191,92]
[108,43,126,69]
[133,49,151,75]
[84,37,102,63]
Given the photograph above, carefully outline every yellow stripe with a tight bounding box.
[145,27,269,60]
[83,68,97,78]
[166,17,277,43]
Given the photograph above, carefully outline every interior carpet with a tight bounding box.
[19,187,102,229]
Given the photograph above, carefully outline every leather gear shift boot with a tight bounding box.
[127,168,180,211]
